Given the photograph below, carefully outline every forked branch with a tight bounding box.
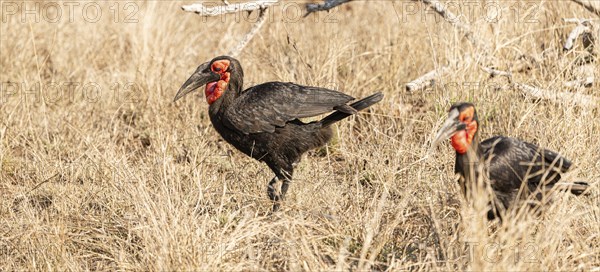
[182,0,278,57]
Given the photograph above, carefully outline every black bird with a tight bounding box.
[174,56,383,211]
[433,102,589,220]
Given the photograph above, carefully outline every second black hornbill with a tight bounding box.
[174,56,383,211]
[433,102,589,220]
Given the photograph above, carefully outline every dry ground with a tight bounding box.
[1,0,599,270]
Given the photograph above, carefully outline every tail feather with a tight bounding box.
[551,181,590,196]
[320,92,383,127]
[569,181,590,196]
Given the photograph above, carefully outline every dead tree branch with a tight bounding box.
[479,68,599,106]
[405,0,489,92]
[563,19,593,51]
[562,19,596,89]
[182,1,277,57]
[305,0,354,17]
[481,67,513,80]
[570,0,600,18]
[564,64,595,88]
[515,83,599,108]
[227,8,268,57]
[182,0,278,16]
[564,76,594,88]
[406,66,450,92]
[418,0,485,50]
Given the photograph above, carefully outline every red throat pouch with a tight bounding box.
[451,121,477,154]
[205,72,230,104]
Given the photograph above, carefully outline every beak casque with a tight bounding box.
[173,62,220,102]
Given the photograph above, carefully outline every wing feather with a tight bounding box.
[224,82,355,134]
[482,136,571,190]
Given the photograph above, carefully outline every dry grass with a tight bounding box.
[1,0,599,270]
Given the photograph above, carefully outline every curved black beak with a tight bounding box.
[173,62,220,102]
[432,108,466,147]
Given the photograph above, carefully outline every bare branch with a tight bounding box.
[182,0,278,16]
[564,77,594,88]
[565,64,595,88]
[564,21,591,51]
[418,0,486,50]
[562,18,598,24]
[515,83,599,108]
[570,0,600,18]
[405,0,495,92]
[227,8,268,57]
[481,67,513,80]
[405,66,450,92]
[181,1,275,57]
[305,0,353,17]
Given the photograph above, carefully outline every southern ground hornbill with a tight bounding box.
[174,56,383,211]
[433,102,589,220]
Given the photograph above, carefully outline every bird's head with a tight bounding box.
[174,56,243,104]
[433,102,479,154]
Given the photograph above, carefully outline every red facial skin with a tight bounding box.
[450,107,478,154]
[205,60,231,104]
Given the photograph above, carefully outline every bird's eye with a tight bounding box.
[214,67,221,72]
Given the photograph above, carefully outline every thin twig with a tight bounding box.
[570,0,600,18]
[418,0,486,50]
[562,18,599,24]
[227,8,269,57]
[405,0,490,92]
[27,173,59,195]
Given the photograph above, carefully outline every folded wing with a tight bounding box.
[482,136,572,191]
[224,82,355,134]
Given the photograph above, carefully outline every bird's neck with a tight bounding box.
[455,132,486,196]
[208,76,243,116]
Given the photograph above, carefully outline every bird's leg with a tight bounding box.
[271,168,293,212]
[267,176,281,202]
[279,168,293,200]
[267,166,294,212]
[268,176,285,212]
